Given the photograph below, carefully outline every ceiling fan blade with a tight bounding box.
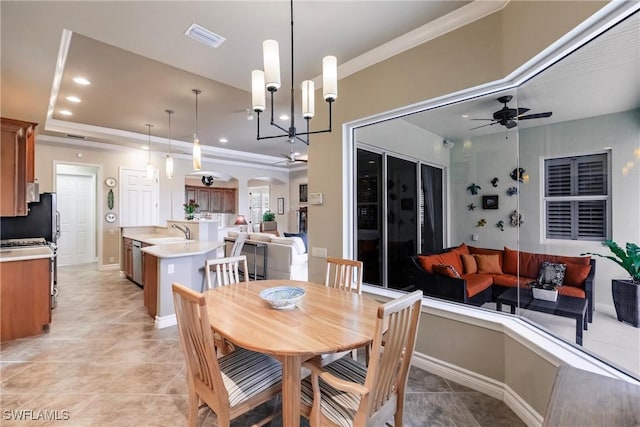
[297,158,308,163]
[516,107,530,115]
[469,121,498,130]
[470,118,494,121]
[518,112,553,120]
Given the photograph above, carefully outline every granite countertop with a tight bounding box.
[122,233,187,245]
[140,240,223,259]
[0,246,55,263]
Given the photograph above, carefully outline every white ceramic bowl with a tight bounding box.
[259,286,305,310]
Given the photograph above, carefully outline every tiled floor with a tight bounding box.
[1,264,524,426]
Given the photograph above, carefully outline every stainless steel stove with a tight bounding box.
[0,237,49,248]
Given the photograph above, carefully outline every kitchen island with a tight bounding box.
[141,240,223,329]
[0,246,54,340]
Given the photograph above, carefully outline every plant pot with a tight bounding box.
[532,287,558,302]
[612,279,640,328]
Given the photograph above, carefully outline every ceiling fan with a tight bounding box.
[274,148,308,166]
[470,95,552,130]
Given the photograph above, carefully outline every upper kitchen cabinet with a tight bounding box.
[185,186,236,213]
[1,118,37,217]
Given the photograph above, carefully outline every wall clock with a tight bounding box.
[201,175,214,186]
[105,177,117,187]
[105,212,117,223]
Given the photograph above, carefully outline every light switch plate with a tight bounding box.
[311,247,327,258]
[168,264,175,274]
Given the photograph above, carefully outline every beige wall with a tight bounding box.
[306,0,605,281]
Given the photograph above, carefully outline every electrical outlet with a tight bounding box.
[168,264,175,274]
[311,247,327,258]
[472,233,479,241]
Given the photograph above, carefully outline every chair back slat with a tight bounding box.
[365,290,422,416]
[172,283,228,402]
[205,255,249,290]
[230,232,248,257]
[324,257,363,294]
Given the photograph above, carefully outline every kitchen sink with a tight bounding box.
[146,236,188,244]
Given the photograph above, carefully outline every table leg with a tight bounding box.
[510,305,516,315]
[282,355,302,427]
[496,301,502,312]
[576,314,584,346]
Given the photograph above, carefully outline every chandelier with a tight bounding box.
[251,0,337,145]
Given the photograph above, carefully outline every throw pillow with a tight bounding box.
[537,262,566,287]
[433,264,461,279]
[474,254,503,274]
[283,232,308,253]
[460,253,478,274]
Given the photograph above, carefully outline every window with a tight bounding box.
[248,186,269,228]
[544,153,609,241]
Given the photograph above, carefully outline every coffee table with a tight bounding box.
[496,287,588,345]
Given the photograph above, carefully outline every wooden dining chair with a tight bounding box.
[205,255,249,290]
[325,256,363,294]
[229,232,248,257]
[172,282,282,427]
[300,290,423,427]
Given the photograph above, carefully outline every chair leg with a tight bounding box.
[187,392,199,427]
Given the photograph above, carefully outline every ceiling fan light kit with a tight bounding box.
[251,0,337,145]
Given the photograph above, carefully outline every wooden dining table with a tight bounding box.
[203,279,379,427]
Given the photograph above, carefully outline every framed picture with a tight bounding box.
[299,184,308,203]
[482,195,499,210]
[277,197,285,215]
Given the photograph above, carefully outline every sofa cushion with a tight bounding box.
[461,274,493,297]
[468,246,503,266]
[491,274,532,288]
[474,254,503,274]
[563,263,591,289]
[249,233,273,242]
[460,254,478,274]
[284,232,308,253]
[557,285,586,299]
[503,247,591,278]
[537,262,567,287]
[433,264,461,278]
[417,244,466,274]
[270,236,306,255]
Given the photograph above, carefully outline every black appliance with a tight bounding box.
[0,193,60,305]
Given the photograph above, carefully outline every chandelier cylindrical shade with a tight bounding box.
[193,137,201,171]
[322,55,338,101]
[165,155,174,179]
[252,70,266,112]
[263,40,281,91]
[301,80,315,119]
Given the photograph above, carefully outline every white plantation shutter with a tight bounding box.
[544,154,608,241]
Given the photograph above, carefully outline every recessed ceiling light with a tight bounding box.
[141,146,149,150]
[72,77,91,85]
[66,96,81,103]
[279,114,289,121]
[219,138,228,143]
[59,110,73,116]
[461,114,469,118]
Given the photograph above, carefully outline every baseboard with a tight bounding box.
[98,263,120,271]
[412,351,542,427]
[155,314,176,329]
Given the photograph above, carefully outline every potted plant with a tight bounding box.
[183,199,199,220]
[583,240,640,327]
[262,210,276,222]
[530,281,559,302]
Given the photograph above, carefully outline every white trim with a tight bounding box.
[46,29,72,122]
[412,352,543,427]
[99,263,120,271]
[154,314,176,329]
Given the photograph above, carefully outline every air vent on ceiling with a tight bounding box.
[65,133,86,139]
[184,23,225,48]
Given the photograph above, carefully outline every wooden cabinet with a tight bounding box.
[1,117,37,217]
[143,253,158,317]
[185,186,236,213]
[122,237,133,279]
[0,258,51,340]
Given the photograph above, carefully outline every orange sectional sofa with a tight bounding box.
[411,244,596,322]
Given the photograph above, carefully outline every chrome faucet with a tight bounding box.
[171,224,191,240]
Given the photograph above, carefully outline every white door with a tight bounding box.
[120,168,159,226]
[57,173,96,266]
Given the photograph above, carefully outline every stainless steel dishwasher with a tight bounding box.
[132,240,143,287]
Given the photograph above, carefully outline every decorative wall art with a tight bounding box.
[467,183,481,195]
[299,184,308,203]
[476,218,487,227]
[107,189,114,210]
[506,186,519,196]
[277,197,285,215]
[482,195,499,209]
[509,210,524,227]
[467,203,476,211]
[497,220,504,231]
[510,167,526,182]
[491,177,499,187]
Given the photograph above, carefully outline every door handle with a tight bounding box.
[55,211,61,239]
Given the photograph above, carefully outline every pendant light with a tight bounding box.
[145,123,154,179]
[165,109,174,179]
[192,89,202,171]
